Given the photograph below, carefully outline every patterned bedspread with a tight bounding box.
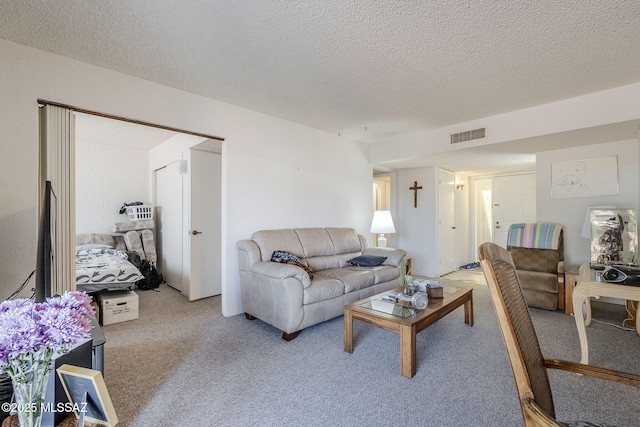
[76,248,144,292]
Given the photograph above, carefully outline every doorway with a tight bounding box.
[41,102,224,302]
[152,143,222,300]
[492,173,536,247]
[373,175,393,247]
[473,178,493,259]
[471,172,536,258]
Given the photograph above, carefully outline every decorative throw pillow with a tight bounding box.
[347,255,387,267]
[271,250,314,278]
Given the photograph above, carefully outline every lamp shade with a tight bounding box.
[370,210,396,234]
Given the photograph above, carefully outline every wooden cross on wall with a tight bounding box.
[409,181,422,208]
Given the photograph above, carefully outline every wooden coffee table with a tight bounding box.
[343,285,473,378]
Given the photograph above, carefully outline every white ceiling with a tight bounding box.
[74,113,178,151]
[4,1,640,174]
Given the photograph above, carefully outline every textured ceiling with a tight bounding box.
[3,1,640,173]
[75,113,178,151]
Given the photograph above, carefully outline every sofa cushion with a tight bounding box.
[319,267,375,293]
[326,227,362,254]
[306,255,342,272]
[510,247,560,274]
[347,255,387,267]
[295,228,336,257]
[252,229,304,262]
[303,275,345,305]
[369,265,401,284]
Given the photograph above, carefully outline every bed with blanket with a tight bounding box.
[75,246,144,293]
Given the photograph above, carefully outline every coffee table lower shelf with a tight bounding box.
[344,286,473,378]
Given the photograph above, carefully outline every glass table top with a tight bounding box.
[358,285,463,318]
[360,299,418,318]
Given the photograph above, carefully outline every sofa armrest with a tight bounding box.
[557,260,565,274]
[237,239,262,271]
[362,247,406,267]
[251,261,311,288]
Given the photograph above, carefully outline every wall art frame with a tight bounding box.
[551,156,619,199]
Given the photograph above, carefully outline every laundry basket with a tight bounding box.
[126,205,155,221]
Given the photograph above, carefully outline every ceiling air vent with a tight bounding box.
[450,127,486,144]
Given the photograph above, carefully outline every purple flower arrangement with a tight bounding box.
[0,291,95,379]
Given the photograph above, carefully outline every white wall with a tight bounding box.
[76,141,150,234]
[0,40,373,317]
[396,167,438,277]
[537,139,640,266]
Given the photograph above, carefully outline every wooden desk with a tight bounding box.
[572,263,640,364]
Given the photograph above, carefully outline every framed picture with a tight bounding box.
[551,156,619,199]
[56,364,118,426]
[589,208,638,268]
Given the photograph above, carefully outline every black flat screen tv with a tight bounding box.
[35,180,56,302]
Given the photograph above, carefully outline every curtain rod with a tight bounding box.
[37,99,225,141]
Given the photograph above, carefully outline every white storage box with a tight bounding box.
[98,290,139,325]
[126,205,154,221]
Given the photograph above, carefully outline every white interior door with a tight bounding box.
[438,169,456,276]
[155,160,183,292]
[492,173,536,247]
[188,149,222,300]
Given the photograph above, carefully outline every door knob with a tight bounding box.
[495,225,501,229]
[191,230,203,235]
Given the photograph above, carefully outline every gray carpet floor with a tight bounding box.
[100,272,640,427]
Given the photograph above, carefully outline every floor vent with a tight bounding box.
[450,128,485,144]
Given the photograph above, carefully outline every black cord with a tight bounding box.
[6,270,35,300]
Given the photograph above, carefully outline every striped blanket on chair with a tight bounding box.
[507,223,563,250]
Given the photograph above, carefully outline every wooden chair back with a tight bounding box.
[479,242,558,426]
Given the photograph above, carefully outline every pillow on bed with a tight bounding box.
[76,243,112,252]
[347,255,387,267]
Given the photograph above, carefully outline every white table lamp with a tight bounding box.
[370,210,396,247]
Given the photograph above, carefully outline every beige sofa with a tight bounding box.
[237,227,406,340]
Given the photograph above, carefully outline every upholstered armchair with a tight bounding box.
[506,224,564,311]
